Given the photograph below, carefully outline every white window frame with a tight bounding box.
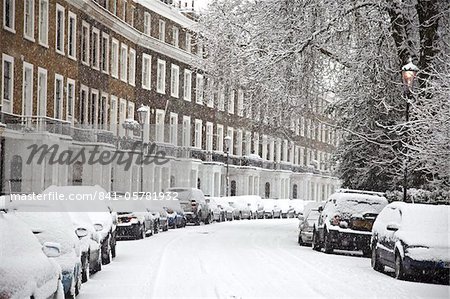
[23,0,35,41]
[155,109,165,142]
[227,127,234,155]
[119,43,128,82]
[169,112,178,145]
[206,122,213,152]
[81,21,90,65]
[101,32,109,74]
[236,129,242,156]
[216,124,223,152]
[38,0,49,46]
[194,119,202,149]
[122,0,127,21]
[237,89,244,116]
[218,84,225,111]
[3,0,15,33]
[66,78,75,123]
[37,67,47,116]
[195,73,203,104]
[55,4,65,55]
[91,27,100,70]
[143,12,151,36]
[111,38,119,78]
[183,69,192,101]
[99,92,108,130]
[170,64,179,98]
[228,88,235,114]
[129,48,136,86]
[182,116,191,147]
[185,33,191,52]
[172,26,179,47]
[206,78,214,108]
[54,74,64,119]
[156,59,166,94]
[67,11,77,60]
[79,85,88,125]
[1,54,14,113]
[109,95,118,134]
[118,98,127,136]
[90,89,99,128]
[158,20,165,42]
[141,53,151,90]
[22,62,33,116]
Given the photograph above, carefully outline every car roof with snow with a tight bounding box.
[327,192,388,216]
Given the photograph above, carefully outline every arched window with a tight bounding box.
[170,175,176,187]
[231,180,237,196]
[292,184,298,199]
[72,162,83,186]
[10,155,22,192]
[265,182,270,198]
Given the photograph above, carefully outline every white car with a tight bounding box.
[214,198,235,221]
[371,202,450,281]
[0,211,63,299]
[228,198,252,220]
[277,199,295,218]
[262,199,282,219]
[206,197,223,222]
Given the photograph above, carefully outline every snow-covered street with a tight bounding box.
[78,219,449,298]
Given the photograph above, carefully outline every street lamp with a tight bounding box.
[137,105,149,192]
[224,135,232,196]
[401,57,419,202]
[0,123,5,196]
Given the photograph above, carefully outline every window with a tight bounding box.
[169,113,178,145]
[156,59,166,94]
[118,98,126,136]
[1,54,14,113]
[54,74,63,119]
[37,68,47,116]
[253,132,259,156]
[237,89,244,116]
[195,74,203,104]
[3,0,15,32]
[143,12,151,36]
[122,0,127,21]
[24,0,34,40]
[67,12,76,59]
[38,0,48,45]
[111,38,119,78]
[142,54,151,90]
[206,122,213,151]
[92,28,100,69]
[218,84,224,111]
[228,89,235,114]
[245,131,251,156]
[99,93,108,130]
[185,33,191,52]
[216,124,224,152]
[227,127,234,155]
[55,4,65,54]
[66,79,75,123]
[81,21,90,65]
[155,109,165,142]
[172,26,179,47]
[101,33,109,74]
[236,130,242,156]
[170,64,179,98]
[183,69,191,101]
[112,0,117,15]
[158,20,165,42]
[194,119,202,148]
[130,6,134,26]
[182,116,191,147]
[79,85,88,125]
[206,78,214,107]
[127,101,134,119]
[109,96,117,134]
[22,62,33,116]
[90,89,98,127]
[128,48,136,86]
[120,43,128,82]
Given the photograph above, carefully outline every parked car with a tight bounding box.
[277,199,295,218]
[161,197,186,228]
[312,189,388,256]
[229,199,252,220]
[110,197,154,239]
[215,198,235,221]
[298,205,321,246]
[146,199,169,232]
[68,212,103,281]
[0,211,63,299]
[371,202,450,281]
[206,197,223,222]
[15,208,82,297]
[262,199,282,219]
[169,188,211,225]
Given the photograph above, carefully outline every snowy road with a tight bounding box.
[79,219,449,298]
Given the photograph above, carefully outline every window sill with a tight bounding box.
[3,26,16,34]
[23,35,35,43]
[55,49,65,56]
[38,41,49,48]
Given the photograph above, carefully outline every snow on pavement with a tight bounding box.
[78,219,450,298]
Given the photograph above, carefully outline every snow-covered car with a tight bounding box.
[229,199,252,220]
[312,190,388,256]
[160,197,186,229]
[277,199,295,218]
[146,199,169,232]
[262,199,282,219]
[214,197,235,221]
[110,197,155,239]
[242,195,262,219]
[169,187,211,225]
[0,211,63,299]
[15,210,82,297]
[371,202,450,281]
[68,212,103,281]
[206,197,223,222]
[298,208,321,246]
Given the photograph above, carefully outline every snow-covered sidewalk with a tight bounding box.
[78,219,449,298]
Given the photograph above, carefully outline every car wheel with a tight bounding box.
[395,252,406,280]
[371,246,383,272]
[323,230,333,254]
[95,252,102,273]
[312,230,320,251]
[139,225,145,239]
[298,234,304,246]
[82,256,90,283]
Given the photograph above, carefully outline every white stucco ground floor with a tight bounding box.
[0,130,340,201]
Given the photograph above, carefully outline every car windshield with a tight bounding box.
[335,196,387,217]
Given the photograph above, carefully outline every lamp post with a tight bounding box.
[401,58,419,202]
[224,135,231,196]
[0,123,5,195]
[137,105,149,193]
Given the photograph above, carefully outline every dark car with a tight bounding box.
[371,202,450,282]
[312,189,388,256]
[168,188,211,225]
